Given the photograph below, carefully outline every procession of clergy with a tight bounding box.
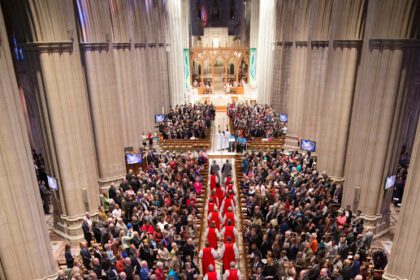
[199,159,242,280]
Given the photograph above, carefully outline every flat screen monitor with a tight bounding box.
[385,175,396,189]
[47,176,58,191]
[301,139,316,152]
[126,153,142,165]
[155,114,165,123]
[279,113,288,122]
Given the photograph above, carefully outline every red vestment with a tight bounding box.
[206,271,217,280]
[224,212,235,226]
[209,211,220,229]
[223,225,235,243]
[210,175,217,190]
[227,268,239,280]
[202,247,215,275]
[223,243,235,271]
[207,227,218,250]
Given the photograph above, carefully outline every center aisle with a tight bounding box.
[198,110,247,278]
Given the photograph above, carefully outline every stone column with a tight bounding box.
[249,0,259,49]
[166,0,189,105]
[383,113,420,280]
[0,8,57,279]
[271,0,365,181]
[77,0,126,191]
[256,0,276,104]
[7,0,101,237]
[342,0,417,229]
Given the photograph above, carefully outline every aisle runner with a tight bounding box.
[198,158,246,277]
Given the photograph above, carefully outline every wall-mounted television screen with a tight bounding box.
[126,153,142,164]
[301,139,316,152]
[279,113,288,122]
[155,114,165,123]
[47,176,58,190]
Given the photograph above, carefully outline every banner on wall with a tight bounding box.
[183,48,191,89]
[249,48,256,86]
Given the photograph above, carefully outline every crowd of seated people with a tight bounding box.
[240,150,374,280]
[159,104,215,140]
[228,104,287,139]
[61,151,209,280]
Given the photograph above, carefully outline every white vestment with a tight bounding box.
[221,133,227,150]
[217,132,224,150]
[224,131,231,149]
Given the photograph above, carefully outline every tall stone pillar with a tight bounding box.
[383,114,420,280]
[166,0,190,105]
[2,0,101,238]
[76,0,125,191]
[271,0,366,180]
[249,0,259,49]
[256,0,276,104]
[0,8,57,279]
[342,0,417,229]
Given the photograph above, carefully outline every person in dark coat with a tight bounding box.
[80,242,92,269]
[64,244,74,268]
[82,218,93,247]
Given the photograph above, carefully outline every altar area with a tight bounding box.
[187,27,257,109]
[188,85,257,111]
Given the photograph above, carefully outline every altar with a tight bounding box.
[190,28,250,94]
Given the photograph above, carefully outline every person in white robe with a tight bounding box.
[224,130,231,150]
[217,131,224,151]
[221,131,227,150]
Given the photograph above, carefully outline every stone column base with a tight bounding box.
[382,272,407,280]
[98,175,124,192]
[360,213,392,239]
[52,209,99,240]
[36,273,59,280]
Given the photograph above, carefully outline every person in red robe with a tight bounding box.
[220,219,237,243]
[224,176,232,186]
[207,197,216,214]
[222,207,236,227]
[210,173,217,191]
[219,237,239,272]
[209,190,219,207]
[215,183,225,207]
[206,221,220,250]
[199,242,217,275]
[221,193,234,214]
[208,206,221,229]
[203,264,220,280]
[223,261,241,280]
[225,180,234,193]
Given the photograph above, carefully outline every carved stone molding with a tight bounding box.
[295,41,308,47]
[53,209,100,239]
[369,39,420,50]
[273,40,364,49]
[18,41,73,52]
[190,47,249,65]
[333,40,363,48]
[311,40,329,48]
[274,41,293,47]
[98,175,125,192]
[134,42,147,49]
[79,42,109,51]
[113,42,131,49]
